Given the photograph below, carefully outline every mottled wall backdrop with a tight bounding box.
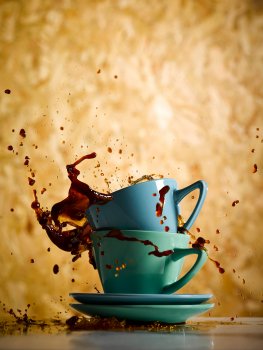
[0,0,262,320]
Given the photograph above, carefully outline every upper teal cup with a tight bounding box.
[86,179,207,232]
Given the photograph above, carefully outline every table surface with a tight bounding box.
[0,317,262,350]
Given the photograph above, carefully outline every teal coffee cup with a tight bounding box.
[87,179,207,232]
[91,230,207,294]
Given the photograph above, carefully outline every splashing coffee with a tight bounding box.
[31,152,112,263]
[32,152,223,273]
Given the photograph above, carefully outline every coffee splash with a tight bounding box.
[128,174,163,185]
[178,215,225,274]
[31,152,112,263]
[155,185,170,218]
[31,152,223,273]
[105,229,173,258]
[31,154,170,264]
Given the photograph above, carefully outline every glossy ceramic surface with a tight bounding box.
[91,230,207,294]
[70,303,214,323]
[69,293,213,305]
[86,178,207,231]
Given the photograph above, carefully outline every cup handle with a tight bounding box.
[174,180,208,231]
[162,247,207,294]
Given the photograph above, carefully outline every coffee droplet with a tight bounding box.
[53,264,59,274]
[28,177,35,186]
[19,129,26,138]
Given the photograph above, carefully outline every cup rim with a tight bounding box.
[111,177,177,194]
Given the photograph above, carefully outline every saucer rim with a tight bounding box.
[69,292,213,305]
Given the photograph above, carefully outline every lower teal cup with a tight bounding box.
[91,230,207,294]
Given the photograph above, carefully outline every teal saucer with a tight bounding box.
[70,303,214,324]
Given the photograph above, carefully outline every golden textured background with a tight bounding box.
[0,0,262,320]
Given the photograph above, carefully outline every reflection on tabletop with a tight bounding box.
[0,318,263,350]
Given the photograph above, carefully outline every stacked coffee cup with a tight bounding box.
[86,178,208,294]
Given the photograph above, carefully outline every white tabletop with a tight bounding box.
[0,317,262,350]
